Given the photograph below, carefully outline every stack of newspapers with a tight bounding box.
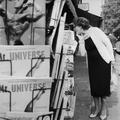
[0,45,53,120]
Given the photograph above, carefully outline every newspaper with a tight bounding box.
[0,45,50,77]
[0,77,52,113]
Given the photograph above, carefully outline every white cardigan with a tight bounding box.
[86,27,115,63]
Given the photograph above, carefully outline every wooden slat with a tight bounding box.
[51,13,67,79]
[51,14,67,109]
[49,0,62,27]
[55,14,66,53]
[48,0,66,46]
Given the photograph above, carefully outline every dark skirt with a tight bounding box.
[85,37,111,97]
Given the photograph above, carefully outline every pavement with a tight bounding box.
[72,55,120,120]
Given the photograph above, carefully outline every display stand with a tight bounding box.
[51,28,77,119]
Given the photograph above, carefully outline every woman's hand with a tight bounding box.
[83,33,90,40]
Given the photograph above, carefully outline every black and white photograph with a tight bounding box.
[0,0,120,120]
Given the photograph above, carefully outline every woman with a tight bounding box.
[74,17,115,120]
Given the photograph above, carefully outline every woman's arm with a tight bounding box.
[95,28,114,53]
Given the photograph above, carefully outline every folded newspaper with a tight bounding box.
[0,77,52,113]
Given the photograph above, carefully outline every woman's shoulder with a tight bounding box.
[89,26,101,32]
[88,27,106,37]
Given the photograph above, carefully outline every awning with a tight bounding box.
[62,4,102,27]
[76,8,102,27]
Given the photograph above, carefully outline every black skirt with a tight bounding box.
[85,37,111,97]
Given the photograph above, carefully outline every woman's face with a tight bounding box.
[75,26,85,35]
[74,26,85,36]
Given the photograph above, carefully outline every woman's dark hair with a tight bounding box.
[75,17,90,30]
